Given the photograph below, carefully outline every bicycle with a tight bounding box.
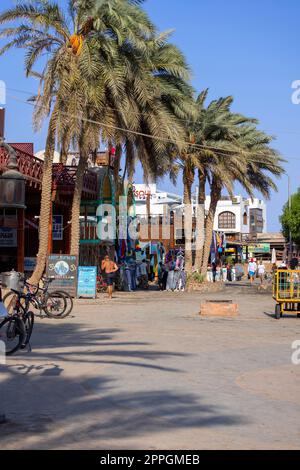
[0,287,34,356]
[3,277,73,319]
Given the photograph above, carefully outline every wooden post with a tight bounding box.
[17,208,24,272]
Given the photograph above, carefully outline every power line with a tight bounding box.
[6,86,300,137]
[6,92,300,163]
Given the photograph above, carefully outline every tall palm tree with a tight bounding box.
[181,90,284,275]
[180,91,252,273]
[66,24,195,257]
[199,126,284,276]
[0,0,194,280]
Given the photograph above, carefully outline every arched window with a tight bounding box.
[243,211,248,226]
[218,211,236,229]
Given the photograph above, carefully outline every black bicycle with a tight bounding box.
[0,288,34,356]
[3,277,73,319]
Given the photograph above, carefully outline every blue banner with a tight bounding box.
[77,267,97,299]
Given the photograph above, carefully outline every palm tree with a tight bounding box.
[67,19,195,257]
[181,90,284,275]
[180,91,252,273]
[0,0,194,279]
[199,125,284,276]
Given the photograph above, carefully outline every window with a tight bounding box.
[249,208,264,234]
[243,211,248,226]
[218,211,236,229]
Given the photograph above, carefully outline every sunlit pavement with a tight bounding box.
[0,285,299,450]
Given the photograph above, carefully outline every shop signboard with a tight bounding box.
[77,267,97,299]
[46,255,78,297]
[243,243,271,254]
[0,228,17,247]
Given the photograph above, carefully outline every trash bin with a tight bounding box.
[0,270,23,292]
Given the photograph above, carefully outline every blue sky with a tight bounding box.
[0,0,299,231]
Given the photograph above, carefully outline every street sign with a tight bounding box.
[47,255,78,297]
[77,266,97,299]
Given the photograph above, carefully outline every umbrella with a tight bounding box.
[271,248,277,264]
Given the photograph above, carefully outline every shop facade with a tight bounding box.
[0,143,117,273]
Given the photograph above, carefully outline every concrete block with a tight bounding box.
[200,301,239,317]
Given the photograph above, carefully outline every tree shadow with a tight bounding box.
[12,322,188,373]
[0,321,249,448]
[0,363,248,449]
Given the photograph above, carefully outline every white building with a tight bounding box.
[133,184,182,218]
[134,184,267,239]
[206,195,267,238]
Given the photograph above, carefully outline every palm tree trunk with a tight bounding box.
[200,180,221,276]
[113,144,122,204]
[60,127,72,165]
[183,165,194,273]
[194,170,206,271]
[70,140,89,256]
[29,119,56,285]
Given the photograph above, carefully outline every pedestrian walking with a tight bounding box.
[248,258,257,284]
[101,255,119,300]
[258,261,266,286]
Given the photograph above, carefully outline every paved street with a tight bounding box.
[0,285,299,450]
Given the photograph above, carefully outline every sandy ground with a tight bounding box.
[0,283,299,450]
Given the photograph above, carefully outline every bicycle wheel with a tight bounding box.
[22,311,34,347]
[53,291,73,318]
[44,292,67,318]
[0,316,26,356]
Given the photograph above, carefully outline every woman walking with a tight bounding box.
[248,258,257,284]
[258,261,266,286]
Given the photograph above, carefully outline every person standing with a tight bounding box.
[128,258,137,291]
[158,262,165,291]
[226,263,232,282]
[166,257,176,291]
[101,255,119,300]
[212,262,218,283]
[248,258,257,284]
[139,259,149,289]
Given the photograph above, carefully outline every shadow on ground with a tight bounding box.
[18,322,189,373]
[0,321,248,448]
[0,365,247,449]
